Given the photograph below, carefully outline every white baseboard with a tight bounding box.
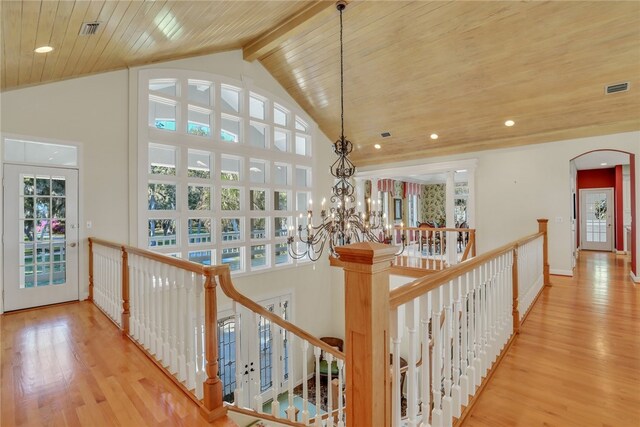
[631,271,639,284]
[616,250,628,255]
[550,269,573,277]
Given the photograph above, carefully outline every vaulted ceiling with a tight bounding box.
[2,1,639,166]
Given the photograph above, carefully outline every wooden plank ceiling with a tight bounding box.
[2,1,639,166]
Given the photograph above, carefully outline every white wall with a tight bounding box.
[0,50,343,333]
[359,131,640,276]
[1,70,130,311]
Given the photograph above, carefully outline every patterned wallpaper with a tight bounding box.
[420,184,446,225]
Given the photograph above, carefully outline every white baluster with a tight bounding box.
[161,264,170,364]
[313,346,321,427]
[337,359,345,427]
[195,273,205,400]
[301,340,310,424]
[391,307,402,426]
[459,273,469,406]
[406,299,419,427]
[430,286,443,427]
[473,267,482,387]
[285,332,297,422]
[169,266,178,373]
[185,271,195,390]
[326,352,334,426]
[252,313,262,412]
[177,269,187,383]
[144,258,152,349]
[419,292,432,427]
[233,302,244,408]
[451,277,461,418]
[442,281,453,427]
[271,321,281,418]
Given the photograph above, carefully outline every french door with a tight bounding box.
[217,295,291,407]
[580,188,614,251]
[3,164,79,311]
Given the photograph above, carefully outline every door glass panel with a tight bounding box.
[51,177,65,196]
[23,176,35,195]
[36,177,50,195]
[585,192,607,243]
[23,221,34,241]
[36,198,50,218]
[217,315,236,403]
[52,198,65,218]
[23,197,34,218]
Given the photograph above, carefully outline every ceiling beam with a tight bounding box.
[242,0,335,62]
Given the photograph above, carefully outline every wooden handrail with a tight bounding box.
[389,231,543,309]
[216,269,345,360]
[90,237,208,274]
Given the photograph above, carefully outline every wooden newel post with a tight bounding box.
[335,242,397,427]
[511,248,520,334]
[537,219,551,286]
[121,246,130,336]
[201,269,226,421]
[88,238,94,302]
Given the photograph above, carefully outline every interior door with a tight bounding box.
[3,164,79,311]
[580,188,614,251]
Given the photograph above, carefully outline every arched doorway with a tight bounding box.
[570,150,636,276]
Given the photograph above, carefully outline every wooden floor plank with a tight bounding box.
[462,252,640,427]
[1,301,238,427]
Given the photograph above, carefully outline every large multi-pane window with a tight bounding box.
[139,70,314,273]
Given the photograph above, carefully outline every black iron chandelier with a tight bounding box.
[287,1,405,261]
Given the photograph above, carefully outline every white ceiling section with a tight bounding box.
[573,150,631,170]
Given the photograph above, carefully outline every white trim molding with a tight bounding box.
[550,269,574,277]
[631,271,639,284]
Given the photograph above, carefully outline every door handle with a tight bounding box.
[68,242,77,248]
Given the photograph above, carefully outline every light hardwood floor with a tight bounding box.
[462,252,640,427]
[0,301,237,427]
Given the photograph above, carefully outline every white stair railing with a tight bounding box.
[388,219,549,426]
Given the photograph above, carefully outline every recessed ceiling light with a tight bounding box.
[504,119,515,127]
[374,144,381,150]
[430,133,439,140]
[600,162,608,166]
[34,46,54,53]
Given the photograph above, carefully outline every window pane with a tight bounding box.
[188,80,212,106]
[149,79,177,96]
[148,219,177,247]
[251,218,266,239]
[52,262,66,285]
[149,98,176,131]
[296,192,309,211]
[274,129,289,152]
[295,117,308,132]
[249,122,267,148]
[36,198,50,218]
[221,116,241,143]
[148,183,176,210]
[251,244,267,268]
[51,177,65,196]
[295,135,309,156]
[188,185,211,210]
[221,247,241,271]
[221,188,240,211]
[221,156,241,181]
[275,243,290,265]
[23,221,34,242]
[36,177,50,195]
[274,191,288,211]
[188,108,211,136]
[274,217,289,237]
[23,176,34,195]
[23,197,34,219]
[52,197,66,219]
[188,218,212,244]
[189,250,212,265]
[188,150,211,179]
[221,219,241,241]
[250,96,265,120]
[250,189,266,211]
[274,105,288,126]
[221,86,240,113]
[149,144,176,175]
[274,164,289,186]
[295,167,310,187]
[250,160,266,183]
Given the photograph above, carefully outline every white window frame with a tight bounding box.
[138,69,316,275]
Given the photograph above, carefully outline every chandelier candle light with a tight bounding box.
[287,1,406,261]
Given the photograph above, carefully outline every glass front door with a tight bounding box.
[580,188,614,251]
[3,164,79,311]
